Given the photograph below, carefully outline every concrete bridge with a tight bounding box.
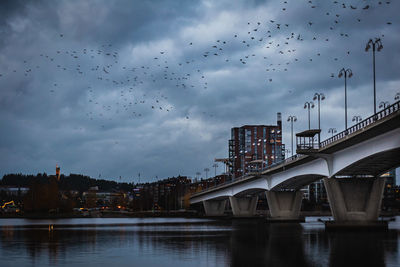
[191,101,400,225]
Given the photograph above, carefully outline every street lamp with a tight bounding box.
[212,163,218,177]
[352,115,362,123]
[287,115,297,157]
[338,68,353,130]
[378,101,390,109]
[304,102,314,130]
[365,38,383,114]
[313,92,325,144]
[204,168,210,179]
[285,149,291,159]
[328,128,337,137]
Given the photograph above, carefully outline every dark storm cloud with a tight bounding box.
[0,0,399,181]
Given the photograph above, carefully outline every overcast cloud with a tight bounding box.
[0,0,399,182]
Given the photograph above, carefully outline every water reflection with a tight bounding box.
[230,220,311,266]
[0,218,399,267]
[328,231,397,267]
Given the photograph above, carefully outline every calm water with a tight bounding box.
[0,217,399,267]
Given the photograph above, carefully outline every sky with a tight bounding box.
[0,0,399,183]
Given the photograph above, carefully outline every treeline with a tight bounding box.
[1,173,134,192]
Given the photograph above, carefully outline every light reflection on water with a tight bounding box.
[0,217,399,267]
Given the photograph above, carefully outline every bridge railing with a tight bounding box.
[320,100,400,148]
[191,154,306,196]
[296,143,319,150]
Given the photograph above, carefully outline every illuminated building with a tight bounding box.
[229,113,285,178]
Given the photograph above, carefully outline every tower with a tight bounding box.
[56,164,60,181]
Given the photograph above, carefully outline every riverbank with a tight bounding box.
[1,210,399,219]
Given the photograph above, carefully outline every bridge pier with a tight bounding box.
[229,196,258,217]
[265,191,303,221]
[202,199,227,216]
[323,177,387,229]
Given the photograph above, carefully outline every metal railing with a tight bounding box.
[296,142,320,150]
[192,100,400,197]
[320,100,399,148]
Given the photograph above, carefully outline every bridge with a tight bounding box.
[190,101,400,225]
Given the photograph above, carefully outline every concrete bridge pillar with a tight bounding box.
[265,191,303,220]
[203,199,227,216]
[323,177,385,223]
[229,196,259,217]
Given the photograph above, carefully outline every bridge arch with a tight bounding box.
[233,187,267,197]
[231,177,268,196]
[330,128,400,177]
[267,158,329,190]
[270,174,326,191]
[332,147,400,177]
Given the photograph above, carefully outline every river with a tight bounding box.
[0,217,399,266]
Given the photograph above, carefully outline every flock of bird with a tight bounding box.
[0,0,395,128]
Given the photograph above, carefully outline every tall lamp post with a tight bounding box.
[365,38,383,114]
[204,168,210,179]
[352,115,362,123]
[378,101,390,109]
[212,163,218,177]
[285,149,291,159]
[313,92,325,143]
[328,128,337,137]
[287,115,297,157]
[304,102,314,130]
[338,68,353,130]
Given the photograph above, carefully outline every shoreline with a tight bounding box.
[1,210,399,219]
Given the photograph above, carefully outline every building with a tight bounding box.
[382,169,397,210]
[0,186,30,196]
[304,179,327,204]
[229,113,285,178]
[131,176,192,211]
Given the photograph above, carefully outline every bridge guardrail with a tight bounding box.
[191,154,306,197]
[320,100,400,148]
